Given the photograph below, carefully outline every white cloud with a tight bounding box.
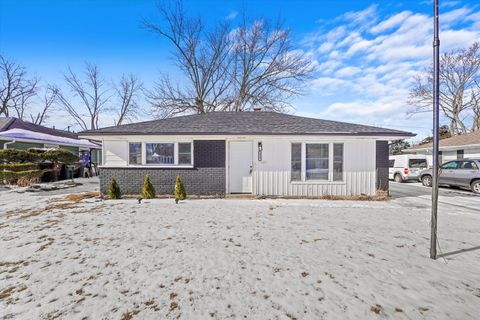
[335,66,361,77]
[370,11,412,34]
[226,11,238,20]
[301,3,480,138]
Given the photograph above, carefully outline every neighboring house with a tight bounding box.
[407,130,480,165]
[0,117,102,165]
[80,111,414,197]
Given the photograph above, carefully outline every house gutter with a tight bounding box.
[3,140,16,149]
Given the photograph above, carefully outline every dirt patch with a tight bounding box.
[370,304,382,314]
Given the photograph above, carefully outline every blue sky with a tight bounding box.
[1,0,480,139]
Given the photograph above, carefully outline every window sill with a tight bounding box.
[100,165,194,169]
[291,181,346,185]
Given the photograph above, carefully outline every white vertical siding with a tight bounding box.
[252,138,377,196]
[103,140,128,166]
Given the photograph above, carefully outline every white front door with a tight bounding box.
[229,141,253,193]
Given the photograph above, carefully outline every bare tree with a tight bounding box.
[57,63,110,130]
[114,74,142,126]
[229,16,314,112]
[144,1,313,117]
[472,79,480,131]
[408,42,480,134]
[30,85,59,125]
[144,1,233,117]
[0,55,38,118]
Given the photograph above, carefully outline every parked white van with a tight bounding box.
[389,155,428,182]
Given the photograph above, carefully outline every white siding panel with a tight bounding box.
[103,140,128,166]
[253,138,377,196]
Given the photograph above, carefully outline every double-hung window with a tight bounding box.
[333,143,344,181]
[129,143,142,165]
[291,143,302,181]
[178,143,192,165]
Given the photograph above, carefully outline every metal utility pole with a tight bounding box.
[430,0,440,260]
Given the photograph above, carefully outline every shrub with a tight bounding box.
[174,176,186,203]
[0,149,79,164]
[0,162,38,172]
[0,169,47,185]
[0,149,39,163]
[141,175,156,199]
[108,178,121,199]
[40,149,79,164]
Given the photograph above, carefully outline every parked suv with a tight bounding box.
[419,159,480,194]
[389,155,429,183]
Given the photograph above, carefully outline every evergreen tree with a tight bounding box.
[108,178,121,199]
[174,175,186,203]
[141,175,156,199]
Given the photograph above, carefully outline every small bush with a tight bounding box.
[141,175,156,199]
[108,178,121,199]
[174,176,186,203]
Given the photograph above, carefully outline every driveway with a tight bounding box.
[389,181,480,214]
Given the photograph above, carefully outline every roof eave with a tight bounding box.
[80,131,415,138]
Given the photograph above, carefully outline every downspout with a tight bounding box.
[3,140,16,149]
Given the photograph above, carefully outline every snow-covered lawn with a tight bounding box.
[1,186,479,319]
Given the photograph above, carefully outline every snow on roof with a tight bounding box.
[0,128,101,149]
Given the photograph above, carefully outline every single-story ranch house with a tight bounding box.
[80,111,415,197]
[1,117,101,163]
[407,130,480,165]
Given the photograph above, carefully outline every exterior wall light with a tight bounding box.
[258,142,263,161]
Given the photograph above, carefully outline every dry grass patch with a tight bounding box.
[318,190,389,201]
[370,304,382,314]
[64,192,100,203]
[257,190,389,201]
[0,286,16,300]
[43,192,100,212]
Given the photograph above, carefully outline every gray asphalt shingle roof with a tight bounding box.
[80,111,415,137]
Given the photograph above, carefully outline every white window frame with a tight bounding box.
[290,142,345,184]
[126,141,194,168]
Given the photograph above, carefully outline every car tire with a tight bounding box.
[422,175,432,187]
[394,174,404,183]
[471,180,480,194]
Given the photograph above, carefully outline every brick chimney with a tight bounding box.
[253,107,262,112]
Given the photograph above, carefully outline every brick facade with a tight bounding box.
[99,140,225,196]
[376,140,389,192]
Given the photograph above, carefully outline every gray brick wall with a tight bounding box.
[100,140,225,196]
[376,140,389,192]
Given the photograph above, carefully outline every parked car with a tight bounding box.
[389,155,428,183]
[419,159,480,194]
